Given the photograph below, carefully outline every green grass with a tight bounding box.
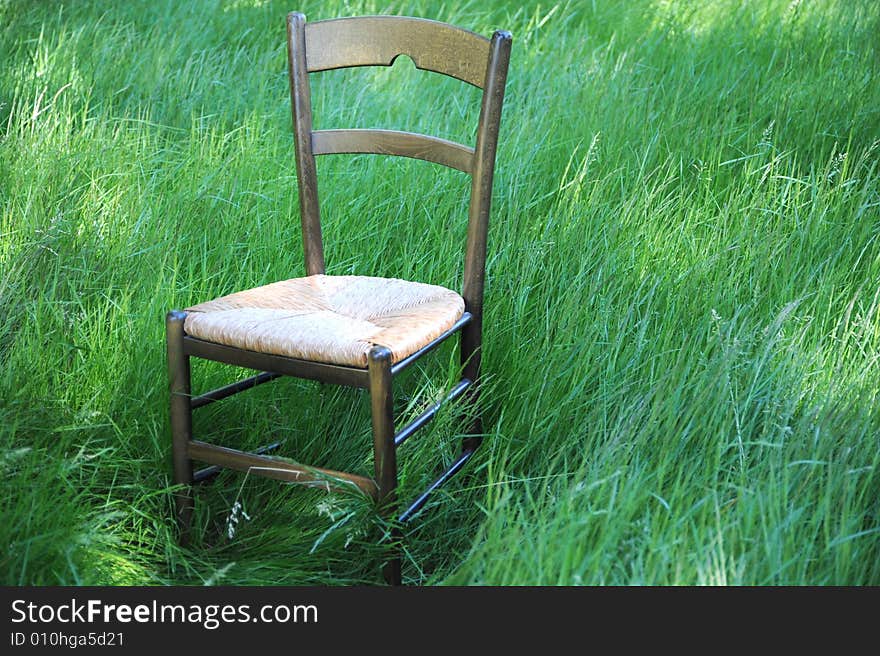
[1,0,878,585]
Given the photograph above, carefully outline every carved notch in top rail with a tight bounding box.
[304,16,491,88]
[311,129,474,173]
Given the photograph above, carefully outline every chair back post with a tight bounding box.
[287,12,325,275]
[461,30,512,379]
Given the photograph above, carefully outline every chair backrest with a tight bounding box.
[286,12,512,320]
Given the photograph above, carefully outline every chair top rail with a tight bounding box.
[303,15,491,88]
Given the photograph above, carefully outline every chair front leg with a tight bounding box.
[167,310,194,544]
[368,346,400,585]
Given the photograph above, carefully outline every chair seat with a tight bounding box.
[184,274,465,368]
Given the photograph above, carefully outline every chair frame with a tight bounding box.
[166,13,511,585]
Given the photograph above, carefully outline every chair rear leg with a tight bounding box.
[167,310,194,544]
[368,346,401,585]
[460,319,484,453]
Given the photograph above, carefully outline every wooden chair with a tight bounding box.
[166,13,512,585]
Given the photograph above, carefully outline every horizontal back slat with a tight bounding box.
[304,16,491,88]
[311,129,475,173]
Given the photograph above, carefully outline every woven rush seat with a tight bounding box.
[184,274,465,368]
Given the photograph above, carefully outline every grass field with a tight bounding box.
[2,0,879,585]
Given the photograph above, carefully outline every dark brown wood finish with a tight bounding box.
[312,129,474,173]
[166,13,511,585]
[183,336,371,387]
[287,12,324,275]
[191,371,282,409]
[368,345,400,585]
[166,310,194,541]
[193,441,282,483]
[393,378,471,447]
[304,16,491,88]
[188,440,378,497]
[462,30,512,385]
[459,31,511,451]
[368,346,397,508]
